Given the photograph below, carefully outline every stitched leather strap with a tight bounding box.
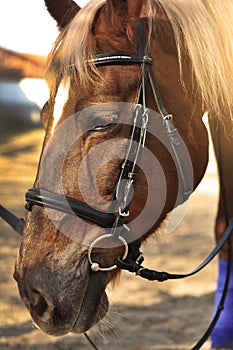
[25,187,120,229]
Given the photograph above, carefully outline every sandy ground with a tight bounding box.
[0,126,220,350]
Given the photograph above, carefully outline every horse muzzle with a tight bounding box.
[14,255,109,336]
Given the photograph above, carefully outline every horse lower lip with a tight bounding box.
[33,318,73,336]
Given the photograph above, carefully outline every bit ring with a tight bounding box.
[88,234,128,272]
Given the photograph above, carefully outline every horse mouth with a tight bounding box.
[30,271,109,336]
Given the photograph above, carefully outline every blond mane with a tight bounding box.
[47,0,233,120]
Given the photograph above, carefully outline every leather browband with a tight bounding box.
[89,52,148,66]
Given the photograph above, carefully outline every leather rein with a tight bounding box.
[0,21,232,350]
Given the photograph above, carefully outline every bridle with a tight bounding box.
[0,20,232,350]
[25,21,193,272]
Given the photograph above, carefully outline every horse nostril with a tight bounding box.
[32,291,49,318]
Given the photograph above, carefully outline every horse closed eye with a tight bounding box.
[92,113,119,131]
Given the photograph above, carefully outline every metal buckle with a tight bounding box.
[143,56,152,65]
[136,253,144,265]
[88,234,128,272]
[119,207,130,217]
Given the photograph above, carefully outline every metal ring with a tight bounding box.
[88,234,128,272]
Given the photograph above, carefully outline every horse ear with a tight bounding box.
[44,0,81,29]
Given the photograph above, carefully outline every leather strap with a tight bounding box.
[25,188,120,229]
[116,218,233,281]
[90,53,145,66]
[0,205,24,235]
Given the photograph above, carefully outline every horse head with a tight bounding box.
[14,0,209,337]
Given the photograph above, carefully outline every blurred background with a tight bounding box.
[0,0,88,134]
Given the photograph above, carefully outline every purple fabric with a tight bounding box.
[211,259,233,349]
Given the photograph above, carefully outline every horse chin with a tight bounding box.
[72,290,109,334]
[72,271,109,333]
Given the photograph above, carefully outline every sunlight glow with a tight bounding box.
[0,1,89,55]
[19,78,49,109]
[52,81,70,134]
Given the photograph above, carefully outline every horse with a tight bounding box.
[13,0,233,348]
